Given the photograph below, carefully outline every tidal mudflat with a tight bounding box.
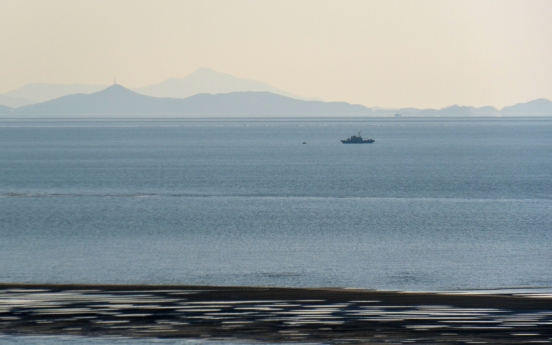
[1,284,551,344]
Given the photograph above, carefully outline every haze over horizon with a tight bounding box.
[1,0,552,109]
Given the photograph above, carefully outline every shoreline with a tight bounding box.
[1,283,551,344]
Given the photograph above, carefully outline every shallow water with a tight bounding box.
[1,117,551,291]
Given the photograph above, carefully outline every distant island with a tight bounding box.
[10,85,371,117]
[1,84,550,117]
[0,68,306,106]
[1,68,551,117]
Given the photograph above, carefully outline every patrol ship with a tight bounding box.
[341,131,375,144]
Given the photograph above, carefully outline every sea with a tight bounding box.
[1,116,551,344]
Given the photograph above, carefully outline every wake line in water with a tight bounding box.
[0,192,547,202]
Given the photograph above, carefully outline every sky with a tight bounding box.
[1,0,551,109]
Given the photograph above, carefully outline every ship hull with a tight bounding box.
[340,132,374,144]
[341,140,375,144]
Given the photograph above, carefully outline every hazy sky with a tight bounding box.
[1,0,551,108]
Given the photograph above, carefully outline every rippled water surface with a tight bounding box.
[1,117,551,291]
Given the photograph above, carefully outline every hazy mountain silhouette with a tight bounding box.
[0,94,34,108]
[133,67,304,99]
[8,83,552,117]
[14,84,371,116]
[5,83,108,103]
[501,98,552,115]
[14,85,153,115]
[470,106,499,114]
[378,106,467,117]
[435,105,473,117]
[4,69,306,103]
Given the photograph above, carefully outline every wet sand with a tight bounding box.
[1,283,551,344]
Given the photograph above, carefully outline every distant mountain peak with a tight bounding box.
[133,68,303,100]
[96,84,148,97]
[103,83,133,92]
[186,67,250,81]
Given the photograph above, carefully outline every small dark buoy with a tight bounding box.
[302,142,307,144]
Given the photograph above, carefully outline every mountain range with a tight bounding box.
[1,68,551,116]
[134,67,303,99]
[12,84,369,117]
[501,98,552,116]
[7,84,552,117]
[1,68,304,106]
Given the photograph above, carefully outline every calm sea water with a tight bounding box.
[1,117,551,292]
